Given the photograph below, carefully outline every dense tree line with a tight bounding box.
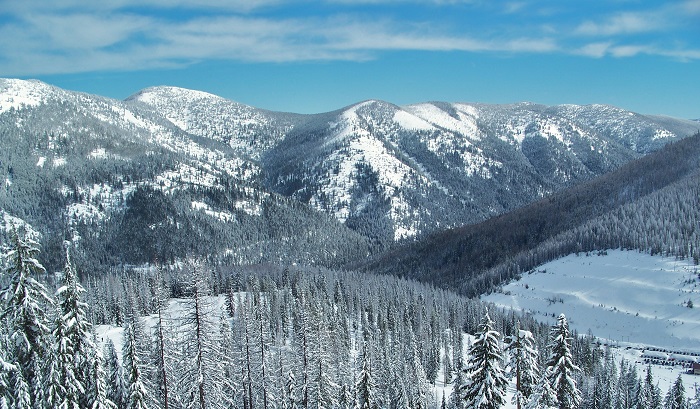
[363,132,700,296]
[3,227,699,409]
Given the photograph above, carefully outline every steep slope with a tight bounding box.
[127,86,304,160]
[265,100,698,243]
[2,78,698,273]
[359,133,700,296]
[0,78,370,272]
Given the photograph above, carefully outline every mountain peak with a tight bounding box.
[0,78,60,114]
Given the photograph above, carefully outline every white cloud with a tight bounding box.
[1,0,697,77]
[574,12,665,36]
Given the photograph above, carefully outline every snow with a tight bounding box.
[89,148,108,159]
[36,156,46,167]
[405,103,480,137]
[393,109,435,131]
[0,79,48,114]
[483,250,700,350]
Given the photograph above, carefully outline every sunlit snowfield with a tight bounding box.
[483,250,700,350]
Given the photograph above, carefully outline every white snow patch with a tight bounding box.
[393,109,435,131]
[405,103,480,137]
[88,148,108,159]
[36,156,46,167]
[52,157,66,167]
[483,250,700,350]
[0,79,48,114]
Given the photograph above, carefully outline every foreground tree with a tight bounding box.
[0,227,53,408]
[461,309,508,409]
[546,314,581,409]
[506,321,540,409]
[55,248,97,408]
[664,374,687,409]
[640,365,662,409]
[123,322,149,409]
[355,342,377,409]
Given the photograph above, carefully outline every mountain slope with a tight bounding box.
[0,78,371,272]
[263,100,697,243]
[1,78,698,273]
[359,132,700,296]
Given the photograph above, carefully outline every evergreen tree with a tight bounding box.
[285,370,298,409]
[90,337,118,409]
[104,339,129,409]
[123,323,149,409]
[0,227,54,408]
[56,247,96,408]
[461,309,508,409]
[664,374,687,409]
[640,365,662,409]
[526,374,558,409]
[355,342,376,409]
[53,300,83,409]
[545,314,581,409]
[0,354,16,409]
[506,321,540,409]
[11,367,31,409]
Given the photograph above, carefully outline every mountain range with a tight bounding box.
[1,78,698,284]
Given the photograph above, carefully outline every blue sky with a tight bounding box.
[2,0,699,118]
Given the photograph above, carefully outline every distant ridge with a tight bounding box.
[1,78,698,275]
[359,132,700,296]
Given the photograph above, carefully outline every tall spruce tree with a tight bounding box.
[123,322,149,409]
[461,309,508,409]
[506,321,540,409]
[664,374,687,409]
[355,342,377,409]
[640,365,662,409]
[0,227,54,409]
[56,247,96,408]
[546,314,581,409]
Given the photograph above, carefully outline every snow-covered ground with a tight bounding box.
[483,249,700,397]
[483,250,700,350]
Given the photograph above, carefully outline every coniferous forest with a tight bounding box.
[2,226,698,409]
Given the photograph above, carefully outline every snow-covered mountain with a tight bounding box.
[1,78,698,270]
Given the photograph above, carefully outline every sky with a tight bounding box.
[1,0,699,119]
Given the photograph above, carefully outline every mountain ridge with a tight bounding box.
[1,77,698,274]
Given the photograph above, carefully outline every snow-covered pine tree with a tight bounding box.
[56,247,96,408]
[217,312,238,409]
[174,264,227,409]
[285,370,298,409]
[355,342,377,409]
[640,365,662,409]
[546,314,581,409]
[11,367,30,409]
[308,301,338,409]
[53,299,83,409]
[506,321,540,409]
[0,227,53,408]
[664,374,688,409]
[461,309,508,409]
[0,353,16,409]
[526,374,558,409]
[617,359,640,409]
[148,269,172,409]
[452,330,465,409]
[104,339,129,409]
[123,322,149,409]
[89,334,118,409]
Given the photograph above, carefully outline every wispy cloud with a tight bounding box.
[0,0,697,77]
[574,12,667,37]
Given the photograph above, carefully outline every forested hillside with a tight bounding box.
[2,79,698,276]
[2,228,688,409]
[361,133,700,296]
